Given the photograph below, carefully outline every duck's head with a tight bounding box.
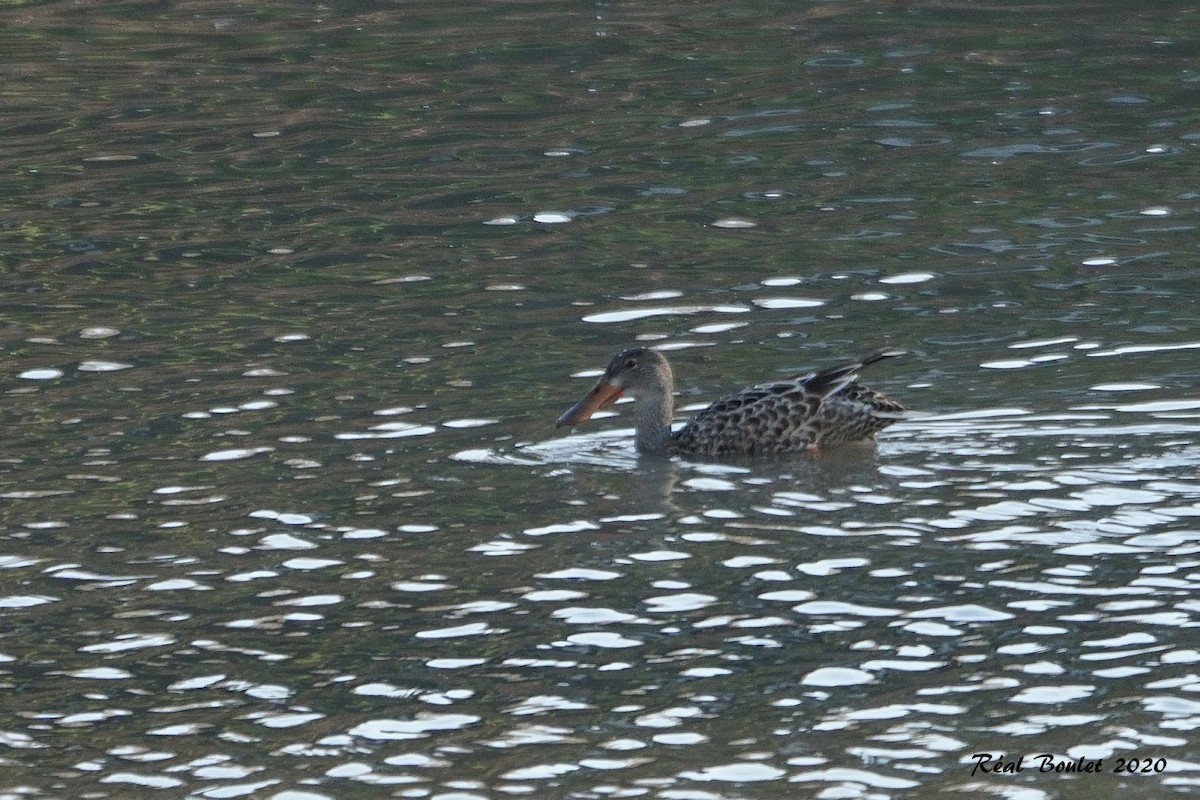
[555,347,673,427]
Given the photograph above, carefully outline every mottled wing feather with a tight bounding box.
[813,384,907,449]
[671,377,906,457]
[672,384,822,457]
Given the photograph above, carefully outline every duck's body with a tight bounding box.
[556,347,907,457]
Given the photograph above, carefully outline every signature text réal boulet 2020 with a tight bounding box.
[969,753,1167,777]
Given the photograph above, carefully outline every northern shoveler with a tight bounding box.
[556,347,908,457]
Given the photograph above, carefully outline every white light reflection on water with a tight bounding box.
[6,6,1200,796]
[434,400,1200,781]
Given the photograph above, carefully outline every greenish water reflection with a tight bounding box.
[3,1,1200,798]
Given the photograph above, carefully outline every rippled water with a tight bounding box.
[4,1,1200,798]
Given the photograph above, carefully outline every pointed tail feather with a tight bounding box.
[859,347,907,367]
[801,348,906,399]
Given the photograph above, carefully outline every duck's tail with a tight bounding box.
[801,348,906,399]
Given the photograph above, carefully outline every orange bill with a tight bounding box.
[556,379,624,427]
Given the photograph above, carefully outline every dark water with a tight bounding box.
[3,1,1200,798]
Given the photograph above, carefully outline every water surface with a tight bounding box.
[3,1,1200,798]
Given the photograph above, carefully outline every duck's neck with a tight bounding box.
[633,388,675,454]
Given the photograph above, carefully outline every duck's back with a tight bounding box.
[671,378,905,457]
[669,381,816,456]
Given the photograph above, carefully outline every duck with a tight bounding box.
[556,346,907,457]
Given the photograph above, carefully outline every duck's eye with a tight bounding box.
[624,358,638,370]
